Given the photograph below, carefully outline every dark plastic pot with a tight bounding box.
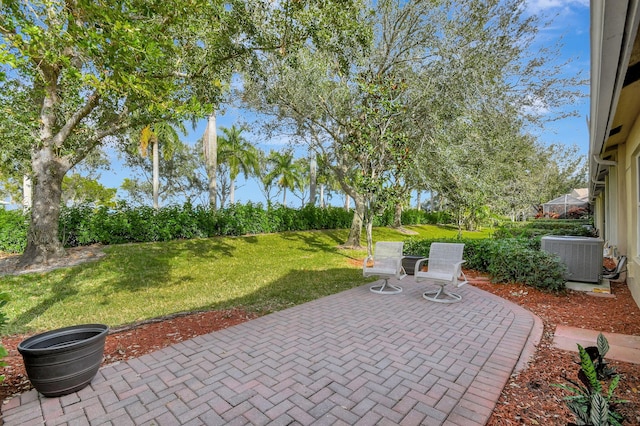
[18,324,109,397]
[402,255,423,275]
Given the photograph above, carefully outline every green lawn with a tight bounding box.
[0,224,490,335]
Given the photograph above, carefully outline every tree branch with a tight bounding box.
[52,91,101,149]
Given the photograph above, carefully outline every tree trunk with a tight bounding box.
[319,185,325,208]
[229,179,235,205]
[282,188,287,205]
[203,113,218,210]
[344,193,364,248]
[19,148,67,266]
[393,202,403,227]
[344,194,350,210]
[23,175,32,213]
[365,214,374,258]
[152,140,159,210]
[309,156,317,206]
[416,190,421,210]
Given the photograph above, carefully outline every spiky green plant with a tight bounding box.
[554,334,627,426]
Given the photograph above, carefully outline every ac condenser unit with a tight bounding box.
[541,236,604,283]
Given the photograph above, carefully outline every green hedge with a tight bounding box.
[0,209,28,253]
[56,202,358,246]
[2,203,443,252]
[495,218,595,240]
[403,237,567,292]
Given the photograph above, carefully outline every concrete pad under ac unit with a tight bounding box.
[565,279,611,294]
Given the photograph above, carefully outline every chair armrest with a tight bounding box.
[414,258,430,272]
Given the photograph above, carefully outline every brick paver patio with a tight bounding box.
[2,280,538,425]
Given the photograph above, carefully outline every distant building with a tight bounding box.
[569,188,588,202]
[542,193,589,219]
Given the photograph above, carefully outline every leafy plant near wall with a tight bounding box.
[554,333,627,426]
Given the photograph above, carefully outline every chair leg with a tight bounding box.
[370,278,402,294]
[423,285,462,303]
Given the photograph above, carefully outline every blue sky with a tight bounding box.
[526,0,591,150]
[98,0,592,208]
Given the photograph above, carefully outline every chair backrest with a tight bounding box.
[428,243,464,273]
[374,242,404,260]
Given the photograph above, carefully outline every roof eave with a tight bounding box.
[589,0,640,200]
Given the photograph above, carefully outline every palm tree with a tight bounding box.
[202,113,218,209]
[217,125,260,205]
[266,150,304,206]
[137,122,185,209]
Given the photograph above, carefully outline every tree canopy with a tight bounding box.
[0,0,368,265]
[242,0,587,248]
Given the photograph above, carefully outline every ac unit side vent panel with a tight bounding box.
[541,236,604,283]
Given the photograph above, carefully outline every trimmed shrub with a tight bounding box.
[0,209,28,253]
[2,203,458,251]
[495,218,596,240]
[403,237,567,292]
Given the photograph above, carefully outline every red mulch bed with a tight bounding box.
[1,266,639,424]
[0,308,258,407]
[467,269,640,426]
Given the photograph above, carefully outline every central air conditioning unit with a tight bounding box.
[541,236,604,283]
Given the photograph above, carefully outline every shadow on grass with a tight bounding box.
[155,266,367,322]
[7,268,84,333]
[279,229,351,255]
[99,237,236,293]
[3,235,369,333]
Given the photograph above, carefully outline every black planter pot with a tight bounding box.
[402,255,423,275]
[18,324,109,397]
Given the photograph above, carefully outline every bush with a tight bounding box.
[486,240,567,291]
[55,202,359,246]
[403,237,567,292]
[2,203,457,251]
[495,218,596,240]
[0,209,28,253]
[494,225,595,240]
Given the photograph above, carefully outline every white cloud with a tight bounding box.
[527,0,589,14]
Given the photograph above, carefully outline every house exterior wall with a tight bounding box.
[620,114,640,307]
[594,193,605,242]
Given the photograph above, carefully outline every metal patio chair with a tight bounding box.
[363,242,407,294]
[414,243,468,303]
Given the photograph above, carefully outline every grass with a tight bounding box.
[0,224,490,335]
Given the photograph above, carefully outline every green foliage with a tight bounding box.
[62,174,117,208]
[554,334,627,426]
[2,203,478,251]
[584,333,618,381]
[487,245,567,292]
[0,209,27,253]
[495,219,595,240]
[403,237,566,292]
[55,203,357,245]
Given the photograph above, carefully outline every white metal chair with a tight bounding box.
[363,242,407,294]
[414,243,468,303]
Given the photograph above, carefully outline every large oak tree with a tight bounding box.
[0,0,366,266]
